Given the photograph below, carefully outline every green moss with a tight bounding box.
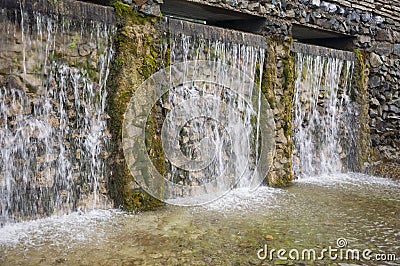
[68,33,79,51]
[49,50,63,62]
[261,39,277,110]
[112,1,136,21]
[26,83,37,93]
[163,47,171,68]
[107,2,164,211]
[112,1,158,26]
[281,45,295,138]
[146,106,166,176]
[140,43,158,79]
[74,60,98,82]
[124,190,164,211]
[353,49,371,171]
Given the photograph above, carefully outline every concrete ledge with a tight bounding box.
[161,17,268,50]
[291,42,356,61]
[0,0,115,25]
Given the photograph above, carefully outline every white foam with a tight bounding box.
[200,186,285,212]
[296,172,400,188]
[0,209,119,247]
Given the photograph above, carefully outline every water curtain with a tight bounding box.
[0,8,114,224]
[292,45,356,177]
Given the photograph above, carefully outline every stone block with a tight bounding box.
[368,75,381,88]
[369,52,383,68]
[375,29,393,42]
[358,35,371,44]
[310,0,321,8]
[394,44,400,56]
[374,42,393,56]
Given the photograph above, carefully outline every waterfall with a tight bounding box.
[152,18,273,203]
[292,49,355,177]
[0,9,114,225]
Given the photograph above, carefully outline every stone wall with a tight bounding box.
[125,0,400,177]
[1,0,399,214]
[87,0,399,193]
[1,0,115,24]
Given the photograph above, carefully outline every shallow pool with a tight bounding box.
[0,173,399,265]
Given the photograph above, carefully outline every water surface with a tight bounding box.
[0,173,399,265]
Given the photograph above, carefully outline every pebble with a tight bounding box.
[265,235,274,241]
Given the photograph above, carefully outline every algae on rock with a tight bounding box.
[353,49,372,172]
[261,38,295,187]
[107,2,163,211]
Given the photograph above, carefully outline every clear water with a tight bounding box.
[0,173,398,265]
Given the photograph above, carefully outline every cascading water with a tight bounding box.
[149,18,274,203]
[292,47,356,177]
[0,8,114,225]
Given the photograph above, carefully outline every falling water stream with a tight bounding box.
[0,9,114,224]
[157,20,270,203]
[0,8,398,266]
[292,51,356,176]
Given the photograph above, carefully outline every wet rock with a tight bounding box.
[374,16,384,24]
[312,12,322,19]
[361,13,372,22]
[358,35,371,44]
[387,114,400,120]
[327,3,337,13]
[349,12,360,23]
[376,29,393,42]
[265,235,274,241]
[310,0,320,8]
[369,53,383,68]
[393,31,400,43]
[370,98,380,107]
[247,2,260,11]
[337,7,345,15]
[226,0,238,7]
[276,128,287,145]
[370,109,378,118]
[5,75,24,90]
[140,4,161,16]
[369,76,381,88]
[239,1,248,9]
[394,44,400,56]
[390,105,400,114]
[374,42,393,56]
[134,0,147,5]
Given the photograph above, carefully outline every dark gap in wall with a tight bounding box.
[161,0,266,33]
[299,37,354,50]
[292,24,354,51]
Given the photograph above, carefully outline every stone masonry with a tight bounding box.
[125,0,400,179]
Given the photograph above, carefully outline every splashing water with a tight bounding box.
[0,9,114,225]
[152,18,274,203]
[292,51,355,177]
